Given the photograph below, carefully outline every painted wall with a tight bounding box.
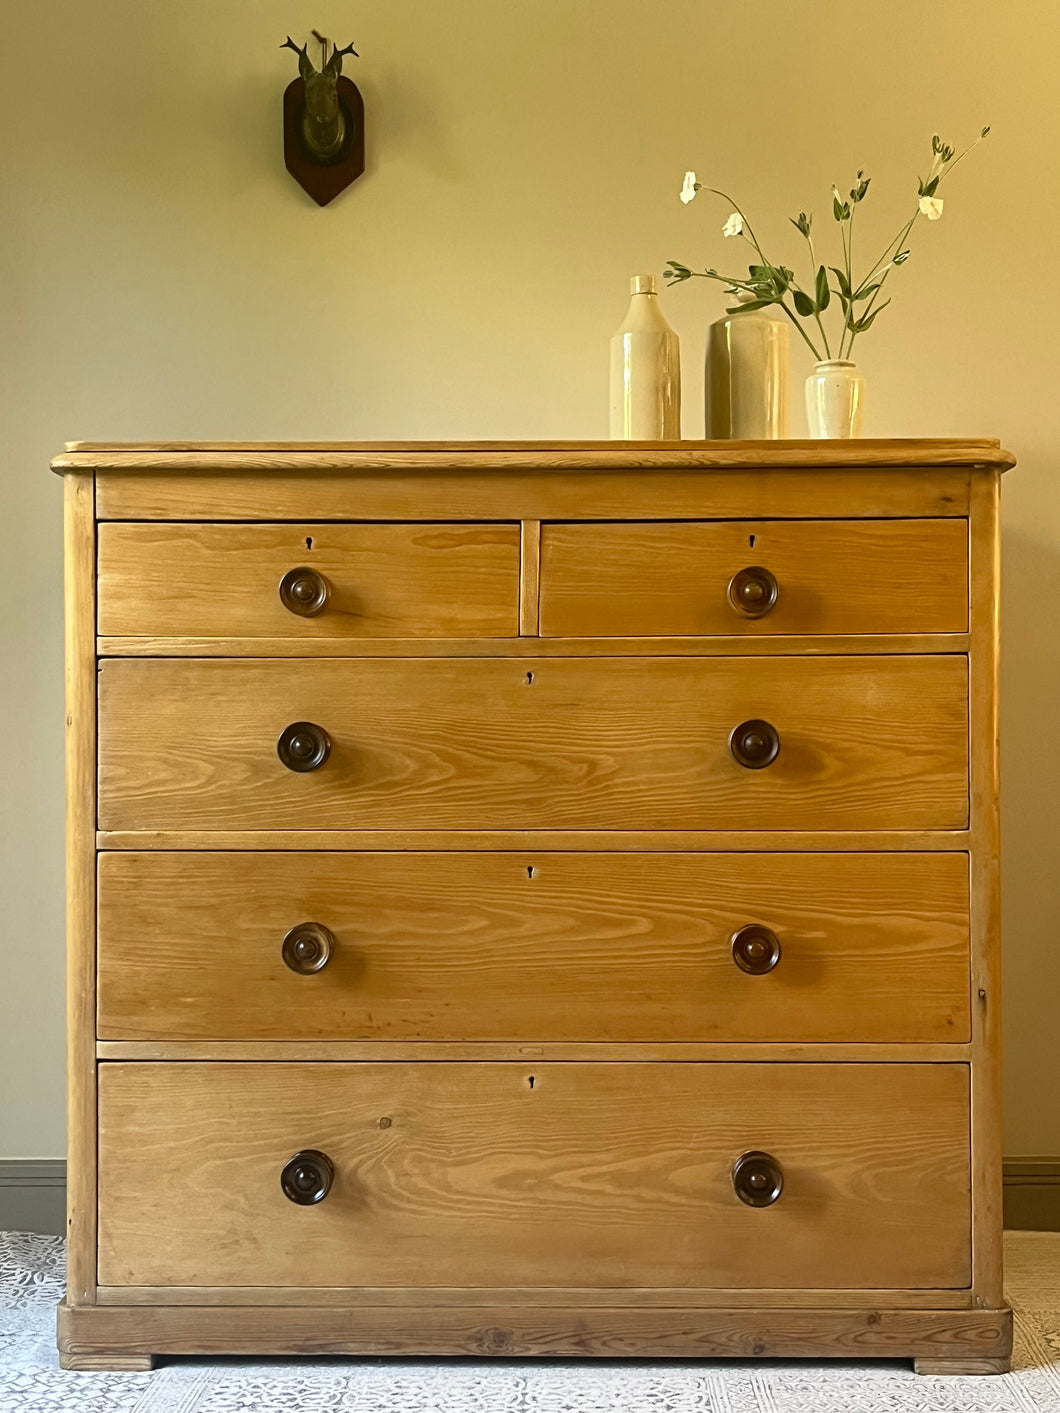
[0,0,1055,1158]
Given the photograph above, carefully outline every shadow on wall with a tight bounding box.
[1000,522,1060,1153]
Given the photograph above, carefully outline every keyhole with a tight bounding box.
[305,536,313,550]
[525,671,534,685]
[527,865,535,879]
[528,1075,535,1089]
[749,533,756,548]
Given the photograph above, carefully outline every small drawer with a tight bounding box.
[97,1062,971,1289]
[96,656,969,831]
[97,852,970,1043]
[97,523,521,638]
[539,519,968,637]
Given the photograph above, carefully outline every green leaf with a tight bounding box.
[829,265,852,298]
[981,125,991,138]
[853,281,882,302]
[748,264,771,279]
[833,194,844,221]
[815,265,830,310]
[793,290,815,317]
[924,175,940,197]
[726,298,773,314]
[853,299,891,333]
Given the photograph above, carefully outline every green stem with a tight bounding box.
[776,299,823,361]
[803,231,832,358]
[844,268,890,360]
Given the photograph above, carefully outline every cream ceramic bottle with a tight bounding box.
[609,274,681,440]
[705,289,789,438]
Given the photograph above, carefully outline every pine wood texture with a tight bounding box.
[97,523,521,638]
[96,851,970,1043]
[62,473,97,1307]
[90,466,973,522]
[96,655,969,831]
[58,1299,1012,1362]
[540,519,968,637]
[58,440,1011,1371]
[96,1062,971,1291]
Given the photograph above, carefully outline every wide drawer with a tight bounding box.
[97,1062,971,1289]
[96,852,970,1043]
[97,523,521,638]
[539,519,968,637]
[96,656,969,831]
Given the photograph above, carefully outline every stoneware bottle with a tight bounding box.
[705,289,789,438]
[609,274,681,440]
[805,359,865,438]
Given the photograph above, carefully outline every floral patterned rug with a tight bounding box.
[5,1230,1060,1412]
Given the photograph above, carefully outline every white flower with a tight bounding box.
[919,195,944,220]
[680,171,698,204]
[722,212,743,238]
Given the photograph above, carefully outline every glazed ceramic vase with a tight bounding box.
[705,290,789,438]
[805,360,865,438]
[609,274,681,439]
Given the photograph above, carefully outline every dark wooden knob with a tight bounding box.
[732,1150,784,1208]
[281,1149,334,1205]
[727,566,778,618]
[279,566,330,617]
[282,922,334,974]
[277,721,331,772]
[729,718,780,770]
[731,924,782,975]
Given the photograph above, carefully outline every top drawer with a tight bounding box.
[539,519,968,637]
[97,523,521,638]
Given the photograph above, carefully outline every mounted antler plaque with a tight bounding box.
[281,33,365,206]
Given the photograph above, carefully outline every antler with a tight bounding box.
[325,39,359,76]
[280,35,315,80]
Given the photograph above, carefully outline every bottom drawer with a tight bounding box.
[97,1062,970,1291]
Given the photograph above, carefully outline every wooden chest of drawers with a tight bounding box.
[56,439,1013,1374]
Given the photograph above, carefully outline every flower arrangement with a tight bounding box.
[666,129,990,363]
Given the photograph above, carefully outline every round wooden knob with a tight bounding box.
[282,922,334,974]
[731,924,782,975]
[277,721,331,772]
[279,567,330,617]
[727,566,778,618]
[281,1149,334,1205]
[729,719,780,770]
[732,1150,784,1208]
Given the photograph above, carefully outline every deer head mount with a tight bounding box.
[281,33,366,206]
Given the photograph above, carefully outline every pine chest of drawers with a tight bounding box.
[55,439,1014,1373]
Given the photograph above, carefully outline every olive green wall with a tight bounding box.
[0,0,1055,1164]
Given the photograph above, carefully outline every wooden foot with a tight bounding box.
[914,1356,1011,1376]
[59,1351,157,1371]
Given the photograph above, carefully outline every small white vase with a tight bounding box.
[805,360,865,438]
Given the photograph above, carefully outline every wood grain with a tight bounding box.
[540,520,968,637]
[54,436,1015,466]
[96,828,974,851]
[968,473,1004,1308]
[97,522,520,638]
[96,1063,971,1291]
[96,851,970,1043]
[519,520,541,635]
[93,1283,971,1310]
[97,632,971,657]
[914,1356,1010,1375]
[90,466,972,522]
[58,1299,1012,1364]
[63,472,97,1308]
[96,1041,974,1061]
[96,656,970,832]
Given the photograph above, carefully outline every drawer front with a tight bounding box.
[97,852,970,1043]
[96,656,968,831]
[97,523,521,638]
[539,520,968,637]
[97,1062,971,1289]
